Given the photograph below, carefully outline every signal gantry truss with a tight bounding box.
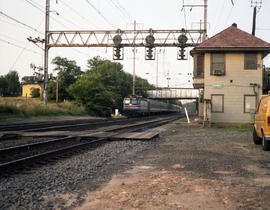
[47,29,205,48]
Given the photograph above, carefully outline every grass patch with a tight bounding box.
[213,124,253,132]
[0,97,88,121]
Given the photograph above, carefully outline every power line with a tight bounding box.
[10,43,29,71]
[211,0,226,34]
[114,0,133,21]
[257,28,270,31]
[23,0,77,29]
[58,0,101,29]
[28,0,43,9]
[85,0,116,28]
[0,38,43,55]
[0,33,27,45]
[109,0,133,22]
[0,11,43,35]
[24,0,44,13]
[0,18,43,34]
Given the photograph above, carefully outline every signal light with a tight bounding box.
[177,47,187,60]
[145,47,155,60]
[178,34,188,45]
[145,35,155,46]
[113,47,123,60]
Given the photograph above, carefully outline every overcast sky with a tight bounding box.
[0,0,270,88]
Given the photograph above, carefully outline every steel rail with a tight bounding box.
[0,115,180,174]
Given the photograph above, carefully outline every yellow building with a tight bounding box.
[22,83,43,97]
[191,23,270,124]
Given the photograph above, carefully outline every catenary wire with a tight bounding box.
[23,0,79,29]
[0,11,43,35]
[57,0,101,29]
[85,0,116,28]
[0,38,43,55]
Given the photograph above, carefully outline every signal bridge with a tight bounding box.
[147,88,199,100]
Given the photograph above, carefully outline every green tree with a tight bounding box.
[135,77,155,97]
[69,57,155,117]
[52,56,83,101]
[0,76,8,96]
[263,67,270,94]
[86,56,105,72]
[48,82,56,101]
[5,71,20,96]
[68,73,114,117]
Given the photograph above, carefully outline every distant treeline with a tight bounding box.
[0,56,155,117]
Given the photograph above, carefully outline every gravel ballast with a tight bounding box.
[0,139,154,209]
[1,118,270,209]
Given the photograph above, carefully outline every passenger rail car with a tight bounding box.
[123,95,180,116]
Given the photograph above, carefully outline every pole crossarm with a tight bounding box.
[47,29,205,48]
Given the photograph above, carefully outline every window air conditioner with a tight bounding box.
[213,69,224,75]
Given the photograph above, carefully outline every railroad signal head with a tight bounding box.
[113,35,122,46]
[178,34,188,46]
[145,35,155,47]
[145,47,155,60]
[177,47,187,60]
[113,47,124,60]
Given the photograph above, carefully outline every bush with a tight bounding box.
[30,88,40,98]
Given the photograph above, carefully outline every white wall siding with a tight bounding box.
[204,53,263,123]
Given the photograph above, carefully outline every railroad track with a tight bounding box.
[0,115,180,175]
[0,114,171,133]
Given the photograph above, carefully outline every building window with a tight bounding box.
[194,54,204,77]
[211,53,225,76]
[244,53,257,70]
[211,94,224,113]
[244,95,256,113]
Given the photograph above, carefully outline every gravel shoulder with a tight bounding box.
[78,119,270,210]
[1,118,270,209]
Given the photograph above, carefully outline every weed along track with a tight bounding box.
[0,115,181,175]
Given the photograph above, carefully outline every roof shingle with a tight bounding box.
[196,24,270,49]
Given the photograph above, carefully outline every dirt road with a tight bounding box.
[77,119,270,209]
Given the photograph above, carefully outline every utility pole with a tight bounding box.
[203,0,207,41]
[252,6,257,36]
[156,49,159,87]
[182,0,208,41]
[132,20,136,95]
[251,0,262,36]
[56,76,59,104]
[44,0,50,105]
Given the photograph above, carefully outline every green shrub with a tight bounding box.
[30,88,40,98]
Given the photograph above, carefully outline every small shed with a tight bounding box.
[22,83,43,97]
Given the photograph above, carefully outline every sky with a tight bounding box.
[0,0,270,88]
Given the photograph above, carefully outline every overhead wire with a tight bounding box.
[10,43,29,70]
[27,0,43,9]
[0,33,28,45]
[57,0,101,29]
[23,0,79,29]
[0,11,43,35]
[114,0,133,21]
[211,0,226,34]
[85,0,116,28]
[0,38,43,55]
[23,0,104,61]
[109,0,133,22]
[224,0,238,26]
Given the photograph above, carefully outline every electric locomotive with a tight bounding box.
[123,95,180,116]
